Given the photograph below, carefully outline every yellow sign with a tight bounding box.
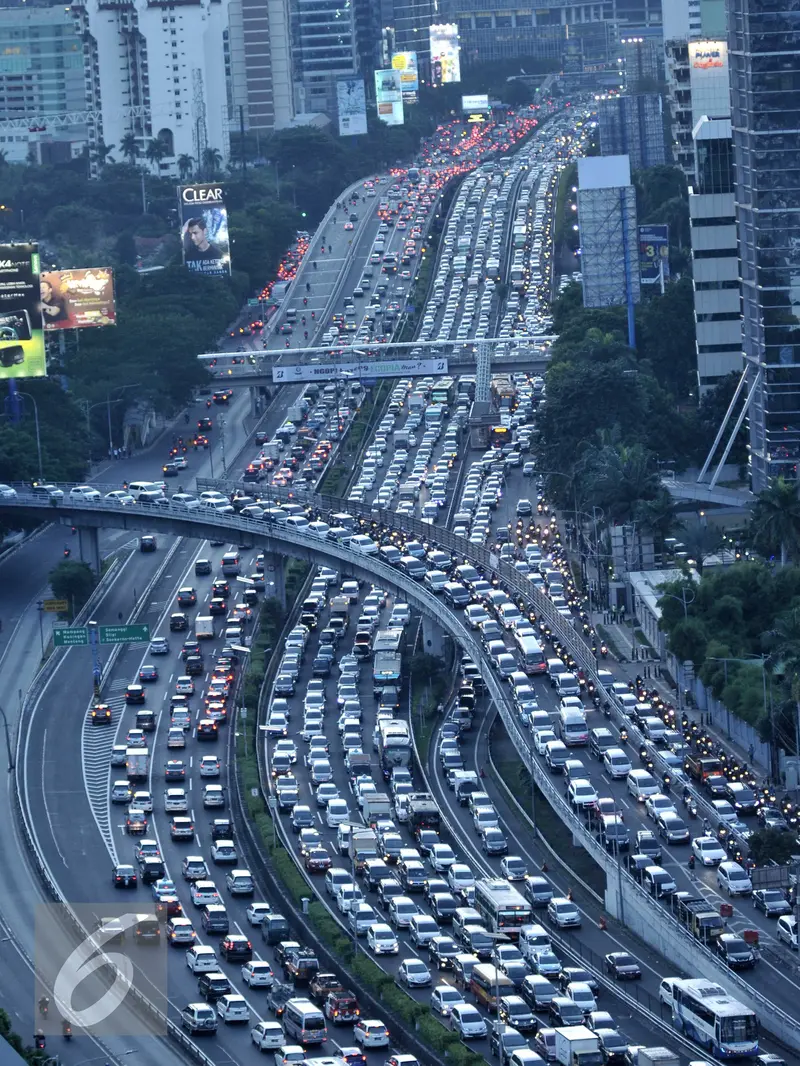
[42,599,69,613]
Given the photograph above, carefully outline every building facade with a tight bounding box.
[598,93,666,169]
[290,0,358,117]
[228,0,293,135]
[0,3,87,163]
[73,0,231,171]
[729,0,800,489]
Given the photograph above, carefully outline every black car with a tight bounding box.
[181,640,201,660]
[198,971,231,1001]
[169,613,188,632]
[753,889,792,917]
[164,760,186,780]
[112,863,137,888]
[558,967,599,994]
[705,774,728,798]
[312,657,332,677]
[596,1029,628,1065]
[212,578,230,598]
[194,558,212,576]
[185,655,204,676]
[634,831,662,864]
[138,857,165,883]
[604,952,642,980]
[125,684,145,704]
[140,535,157,552]
[716,933,756,970]
[220,935,252,961]
[211,818,234,840]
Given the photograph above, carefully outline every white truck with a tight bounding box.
[637,1050,679,1066]
[361,793,393,824]
[554,1026,602,1066]
[287,405,305,424]
[195,616,215,639]
[126,747,149,782]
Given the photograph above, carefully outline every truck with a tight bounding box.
[637,1049,679,1066]
[671,892,724,943]
[195,616,215,640]
[287,405,305,424]
[684,754,722,781]
[126,747,149,782]
[373,628,404,654]
[407,793,440,832]
[350,828,378,869]
[554,1025,602,1066]
[362,793,393,825]
[259,441,281,461]
[394,430,412,451]
[329,597,350,629]
[424,405,443,427]
[408,393,425,413]
[373,652,402,693]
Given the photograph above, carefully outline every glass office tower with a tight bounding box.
[729,0,800,489]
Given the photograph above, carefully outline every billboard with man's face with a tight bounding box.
[40,268,116,330]
[0,242,46,378]
[179,184,231,278]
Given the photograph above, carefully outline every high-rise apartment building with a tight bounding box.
[290,0,357,117]
[729,0,800,489]
[227,0,293,135]
[74,0,231,169]
[0,3,87,163]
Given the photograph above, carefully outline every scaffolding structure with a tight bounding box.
[598,94,666,170]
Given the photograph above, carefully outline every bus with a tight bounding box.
[408,167,421,184]
[510,265,525,290]
[514,633,547,675]
[489,425,511,449]
[474,879,531,940]
[672,979,758,1058]
[378,719,411,768]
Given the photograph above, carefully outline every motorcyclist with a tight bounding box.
[38,997,49,1017]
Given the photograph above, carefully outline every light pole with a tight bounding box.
[106,383,142,455]
[0,702,14,770]
[484,931,510,1014]
[72,1050,137,1066]
[17,390,42,480]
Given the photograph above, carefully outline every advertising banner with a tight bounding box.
[0,242,45,378]
[337,78,368,136]
[391,51,419,95]
[40,268,116,330]
[461,94,489,112]
[179,184,231,278]
[638,224,670,285]
[273,358,448,383]
[688,40,729,124]
[430,23,461,85]
[375,69,405,126]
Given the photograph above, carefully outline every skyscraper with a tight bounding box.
[290,0,357,117]
[729,0,800,489]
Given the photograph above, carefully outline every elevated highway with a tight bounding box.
[3,482,800,1052]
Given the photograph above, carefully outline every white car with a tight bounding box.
[645,794,677,822]
[241,960,274,987]
[691,836,727,866]
[246,902,271,926]
[450,1003,487,1039]
[132,790,153,813]
[398,958,432,987]
[185,945,218,973]
[70,485,101,500]
[353,1019,390,1049]
[0,484,17,498]
[175,676,194,695]
[336,883,364,914]
[430,844,456,872]
[105,490,135,505]
[430,984,464,1017]
[777,915,798,950]
[164,788,188,812]
[367,923,399,955]
[200,755,221,777]
[217,994,249,1023]
[534,728,557,755]
[251,1021,284,1050]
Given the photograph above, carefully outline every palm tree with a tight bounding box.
[145,138,167,174]
[766,606,800,746]
[119,133,139,166]
[750,476,800,565]
[201,146,223,178]
[93,140,115,167]
[676,522,723,575]
[177,153,194,180]
[0,148,7,167]
[585,442,659,525]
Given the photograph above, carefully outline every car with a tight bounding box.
[547,897,581,929]
[353,1019,389,1049]
[428,935,459,969]
[753,889,792,917]
[691,835,727,866]
[90,703,112,725]
[149,636,170,656]
[501,856,527,881]
[112,863,137,888]
[430,984,465,1017]
[604,952,641,980]
[367,923,398,955]
[217,994,249,1023]
[777,915,797,949]
[398,957,431,988]
[450,1003,487,1039]
[138,664,159,682]
[251,1020,285,1050]
[246,902,271,926]
[220,935,253,961]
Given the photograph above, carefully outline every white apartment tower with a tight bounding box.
[73,0,231,171]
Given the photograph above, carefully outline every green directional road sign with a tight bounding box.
[99,624,151,645]
[53,627,89,647]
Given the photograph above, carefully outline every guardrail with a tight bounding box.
[3,486,799,1049]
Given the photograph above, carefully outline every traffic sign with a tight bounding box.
[53,627,89,647]
[42,599,69,613]
[99,624,151,645]
[248,298,260,306]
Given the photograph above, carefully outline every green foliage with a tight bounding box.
[48,560,96,615]
[750,477,800,565]
[747,828,800,865]
[0,1006,44,1065]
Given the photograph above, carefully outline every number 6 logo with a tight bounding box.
[53,914,139,1028]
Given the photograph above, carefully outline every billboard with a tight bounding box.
[337,77,368,136]
[638,224,670,285]
[40,268,116,330]
[461,94,489,113]
[375,69,404,126]
[689,40,730,124]
[391,51,419,95]
[179,184,231,278]
[0,242,45,379]
[273,358,448,383]
[430,23,461,85]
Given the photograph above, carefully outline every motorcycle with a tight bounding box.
[34,1033,46,1051]
[600,644,608,659]
[62,1021,72,1040]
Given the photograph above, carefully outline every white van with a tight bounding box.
[282,999,327,1045]
[627,769,659,801]
[497,602,523,630]
[557,708,588,747]
[128,480,164,501]
[518,923,551,961]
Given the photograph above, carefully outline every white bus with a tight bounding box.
[510,265,525,290]
[378,719,411,769]
[474,878,531,940]
[672,979,758,1058]
[514,633,547,676]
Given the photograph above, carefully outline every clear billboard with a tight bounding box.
[430,23,461,85]
[461,94,489,113]
[638,224,670,285]
[375,69,404,126]
[179,184,231,278]
[337,78,368,136]
[391,51,419,95]
[0,242,46,378]
[40,268,116,330]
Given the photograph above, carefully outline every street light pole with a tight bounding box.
[0,702,15,770]
[105,383,142,455]
[17,391,42,480]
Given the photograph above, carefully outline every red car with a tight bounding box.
[304,847,332,873]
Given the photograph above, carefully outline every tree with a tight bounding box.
[747,828,799,865]
[201,147,223,178]
[177,153,194,180]
[750,477,800,565]
[119,133,139,166]
[679,523,723,574]
[92,140,115,167]
[665,616,709,667]
[48,560,97,616]
[144,138,167,174]
[766,605,800,747]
